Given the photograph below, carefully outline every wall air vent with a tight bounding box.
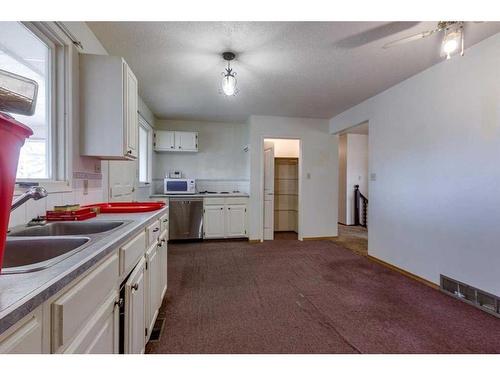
[440,275,500,318]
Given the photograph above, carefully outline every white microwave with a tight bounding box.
[164,178,196,194]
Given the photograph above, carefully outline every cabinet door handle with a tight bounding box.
[228,207,231,210]
[153,228,159,232]
[163,219,168,223]
[220,207,223,210]
[131,283,139,291]
[178,146,181,149]
[127,150,132,154]
[170,146,174,149]
[157,242,163,247]
[114,298,124,309]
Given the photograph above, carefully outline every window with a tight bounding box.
[0,21,69,187]
[138,115,152,185]
[0,22,52,179]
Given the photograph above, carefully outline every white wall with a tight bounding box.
[248,115,337,240]
[330,33,500,295]
[154,119,249,180]
[338,134,347,224]
[267,138,300,158]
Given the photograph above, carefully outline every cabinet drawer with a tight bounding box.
[146,220,161,247]
[225,197,248,205]
[51,253,119,352]
[119,231,146,275]
[159,212,169,234]
[204,197,225,205]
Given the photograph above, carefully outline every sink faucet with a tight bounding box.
[11,186,48,212]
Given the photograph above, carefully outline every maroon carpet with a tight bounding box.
[146,238,500,354]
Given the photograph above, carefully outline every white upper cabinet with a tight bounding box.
[154,130,198,152]
[80,54,139,160]
[154,131,176,151]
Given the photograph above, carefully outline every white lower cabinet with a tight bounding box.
[51,252,119,353]
[145,242,161,341]
[203,205,225,238]
[0,306,43,354]
[225,204,247,238]
[63,291,119,354]
[159,231,168,300]
[203,198,248,239]
[0,209,169,355]
[124,256,146,354]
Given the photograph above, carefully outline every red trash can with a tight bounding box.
[0,112,33,271]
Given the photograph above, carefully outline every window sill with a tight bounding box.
[14,180,72,196]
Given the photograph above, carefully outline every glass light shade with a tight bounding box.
[222,74,236,96]
[442,27,463,60]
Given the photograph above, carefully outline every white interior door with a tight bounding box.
[263,141,275,240]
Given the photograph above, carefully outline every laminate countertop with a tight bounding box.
[0,206,168,336]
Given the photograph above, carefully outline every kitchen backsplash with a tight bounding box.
[8,171,104,229]
[152,178,250,194]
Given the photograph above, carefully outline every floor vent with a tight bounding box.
[440,275,500,318]
[148,318,166,342]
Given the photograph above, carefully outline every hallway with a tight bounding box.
[146,238,500,354]
[330,224,368,256]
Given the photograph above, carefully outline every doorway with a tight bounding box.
[335,122,369,254]
[263,138,300,241]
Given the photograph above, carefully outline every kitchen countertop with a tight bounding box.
[151,193,250,198]
[0,206,168,336]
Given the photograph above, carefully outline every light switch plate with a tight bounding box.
[370,173,377,181]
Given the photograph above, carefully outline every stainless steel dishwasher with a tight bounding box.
[169,197,204,240]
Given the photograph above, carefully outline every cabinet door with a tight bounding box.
[124,62,138,158]
[63,291,119,354]
[145,243,161,341]
[125,257,146,354]
[0,307,43,354]
[159,235,168,300]
[154,131,175,151]
[175,131,198,151]
[225,204,247,238]
[203,205,225,238]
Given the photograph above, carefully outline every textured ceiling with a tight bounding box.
[87,22,500,123]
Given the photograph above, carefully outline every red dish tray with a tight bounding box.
[46,208,97,221]
[82,202,165,213]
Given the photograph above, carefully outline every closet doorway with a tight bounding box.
[263,138,300,241]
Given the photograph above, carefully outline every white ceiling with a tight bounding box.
[88,22,500,123]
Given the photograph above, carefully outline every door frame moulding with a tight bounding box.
[260,136,303,241]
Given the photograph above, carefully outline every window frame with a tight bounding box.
[13,22,72,194]
[138,114,153,187]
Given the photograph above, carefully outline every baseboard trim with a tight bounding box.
[248,239,261,244]
[302,236,338,241]
[366,255,439,290]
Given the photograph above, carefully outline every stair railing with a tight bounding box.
[354,184,368,228]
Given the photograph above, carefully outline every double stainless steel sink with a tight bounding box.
[2,221,127,275]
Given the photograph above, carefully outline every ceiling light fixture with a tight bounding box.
[441,22,464,60]
[221,52,238,96]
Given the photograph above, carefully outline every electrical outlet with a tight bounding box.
[83,179,89,195]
